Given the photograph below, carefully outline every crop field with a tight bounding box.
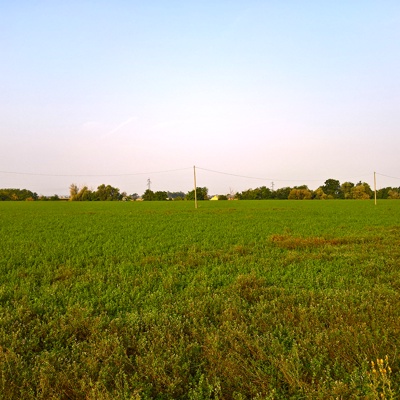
[0,200,399,399]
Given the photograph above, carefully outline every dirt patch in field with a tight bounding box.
[269,235,378,250]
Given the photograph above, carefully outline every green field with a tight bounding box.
[0,200,399,399]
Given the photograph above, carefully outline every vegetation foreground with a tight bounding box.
[0,200,399,399]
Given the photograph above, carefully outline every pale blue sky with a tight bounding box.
[1,1,400,195]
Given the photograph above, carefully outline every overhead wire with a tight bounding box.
[1,167,397,185]
[197,167,356,183]
[0,167,192,177]
[375,172,400,180]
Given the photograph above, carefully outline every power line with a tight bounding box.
[376,172,400,180]
[196,167,322,182]
[1,167,397,185]
[0,167,192,178]
[197,167,377,184]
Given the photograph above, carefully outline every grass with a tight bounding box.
[0,200,399,399]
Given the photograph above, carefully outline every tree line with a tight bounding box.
[237,179,400,200]
[0,188,38,201]
[67,180,398,201]
[1,179,399,201]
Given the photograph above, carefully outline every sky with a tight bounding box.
[1,1,400,196]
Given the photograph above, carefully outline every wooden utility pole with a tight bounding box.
[194,166,198,209]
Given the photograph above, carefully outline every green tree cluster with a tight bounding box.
[237,186,273,200]
[3,178,400,202]
[142,190,169,201]
[168,191,185,200]
[235,180,377,200]
[38,194,61,201]
[315,180,373,200]
[376,187,400,199]
[321,179,342,198]
[186,187,209,201]
[69,184,124,201]
[0,188,38,201]
[288,187,312,200]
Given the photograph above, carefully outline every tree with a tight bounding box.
[274,187,292,200]
[142,189,155,201]
[95,184,121,201]
[236,186,273,200]
[154,191,168,201]
[69,184,79,200]
[70,184,122,201]
[362,182,373,198]
[388,189,400,199]
[288,188,312,200]
[69,185,95,201]
[78,186,95,201]
[186,187,208,200]
[322,179,342,199]
[341,182,355,199]
[238,188,257,200]
[376,187,391,199]
[168,191,185,200]
[0,188,38,201]
[313,188,327,200]
[255,186,273,199]
[351,183,372,200]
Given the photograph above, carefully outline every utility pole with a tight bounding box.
[374,172,377,205]
[193,166,197,209]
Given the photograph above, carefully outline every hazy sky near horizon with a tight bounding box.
[1,1,400,195]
